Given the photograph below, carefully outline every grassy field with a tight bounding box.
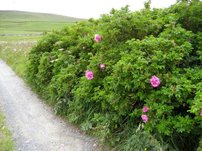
[0,35,41,41]
[0,10,83,34]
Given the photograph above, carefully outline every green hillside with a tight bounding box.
[0,10,84,36]
[0,10,83,22]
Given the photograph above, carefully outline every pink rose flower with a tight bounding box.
[200,110,202,116]
[85,70,94,80]
[141,114,149,123]
[142,106,149,113]
[99,64,105,70]
[150,75,160,88]
[94,34,102,42]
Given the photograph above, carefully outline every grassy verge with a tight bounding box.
[0,110,15,150]
[0,40,35,78]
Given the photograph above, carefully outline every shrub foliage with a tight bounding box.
[26,1,202,150]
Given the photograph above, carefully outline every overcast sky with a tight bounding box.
[0,0,176,19]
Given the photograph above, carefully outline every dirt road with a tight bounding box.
[0,60,102,151]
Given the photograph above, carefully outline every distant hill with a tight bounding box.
[0,10,85,22]
[0,10,85,35]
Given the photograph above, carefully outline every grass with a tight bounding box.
[0,10,83,22]
[0,21,72,34]
[0,41,35,78]
[0,35,41,41]
[0,110,15,151]
[0,10,84,40]
[0,10,82,52]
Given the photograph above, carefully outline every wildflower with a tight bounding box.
[150,75,160,88]
[142,106,149,113]
[85,70,94,80]
[94,34,102,42]
[200,110,202,116]
[141,114,148,123]
[99,64,105,70]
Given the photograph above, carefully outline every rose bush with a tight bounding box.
[26,1,202,150]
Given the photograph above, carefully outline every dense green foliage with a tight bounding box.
[26,1,202,150]
[197,137,202,151]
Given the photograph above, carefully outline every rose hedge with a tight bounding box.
[26,1,202,150]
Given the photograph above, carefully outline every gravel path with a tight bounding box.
[0,60,103,151]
